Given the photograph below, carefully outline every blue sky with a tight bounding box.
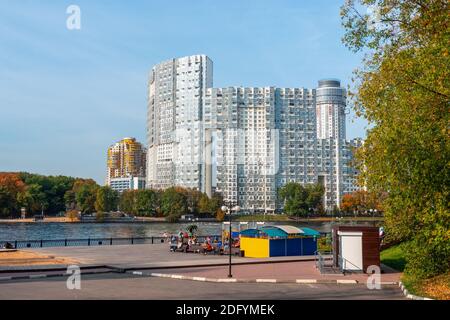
[0,0,368,184]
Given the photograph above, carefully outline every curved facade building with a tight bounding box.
[316,79,346,140]
[147,55,213,191]
[146,55,359,212]
[315,79,347,207]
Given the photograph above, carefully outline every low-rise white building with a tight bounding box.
[109,176,146,193]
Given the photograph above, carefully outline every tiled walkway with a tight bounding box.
[140,261,401,283]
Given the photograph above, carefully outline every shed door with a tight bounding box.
[338,231,363,271]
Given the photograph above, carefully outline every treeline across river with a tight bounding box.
[0,172,224,221]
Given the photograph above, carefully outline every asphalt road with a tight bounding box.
[0,273,405,300]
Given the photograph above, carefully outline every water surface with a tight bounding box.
[0,220,382,241]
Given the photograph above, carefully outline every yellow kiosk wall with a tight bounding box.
[240,237,269,258]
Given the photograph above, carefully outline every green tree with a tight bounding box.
[0,186,16,217]
[119,190,137,215]
[64,190,76,210]
[305,184,325,215]
[198,194,212,215]
[75,183,98,214]
[135,189,158,216]
[22,184,47,214]
[278,182,324,217]
[209,193,224,215]
[94,186,118,213]
[184,188,203,214]
[341,0,449,278]
[161,187,188,221]
[20,173,76,214]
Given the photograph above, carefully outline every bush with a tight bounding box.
[66,210,79,222]
[166,214,180,223]
[404,234,450,280]
[216,209,225,222]
[95,211,105,222]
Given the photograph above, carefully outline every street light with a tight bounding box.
[221,204,240,278]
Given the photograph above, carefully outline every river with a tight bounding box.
[0,220,383,241]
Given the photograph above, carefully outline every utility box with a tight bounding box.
[332,226,380,273]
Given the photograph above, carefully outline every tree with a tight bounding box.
[210,193,224,215]
[135,189,158,216]
[183,188,203,214]
[75,183,98,214]
[0,186,17,218]
[198,194,212,215]
[64,190,76,210]
[94,186,118,213]
[278,182,324,218]
[341,0,449,278]
[161,187,188,220]
[305,184,325,215]
[340,190,385,215]
[119,190,137,215]
[216,208,225,222]
[0,172,97,216]
[0,173,25,217]
[20,173,76,214]
[341,193,357,213]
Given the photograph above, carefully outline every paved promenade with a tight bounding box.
[28,244,317,269]
[0,244,404,299]
[20,244,402,284]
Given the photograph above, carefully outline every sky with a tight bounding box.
[0,0,368,184]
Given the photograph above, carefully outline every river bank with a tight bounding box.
[0,216,167,223]
[0,215,383,224]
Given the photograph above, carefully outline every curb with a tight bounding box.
[130,271,364,284]
[119,257,319,272]
[398,281,433,300]
[0,264,110,273]
[0,268,118,282]
[0,273,67,281]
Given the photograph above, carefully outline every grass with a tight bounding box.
[380,243,407,272]
[402,273,450,300]
[381,244,450,300]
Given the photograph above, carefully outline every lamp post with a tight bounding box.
[221,204,240,278]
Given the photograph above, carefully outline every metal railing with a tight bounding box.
[315,251,333,273]
[338,255,363,273]
[0,235,221,249]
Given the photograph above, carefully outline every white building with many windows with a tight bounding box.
[109,177,146,193]
[146,55,360,212]
[147,54,213,191]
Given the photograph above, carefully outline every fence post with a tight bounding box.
[65,239,67,246]
[110,238,112,245]
[14,240,17,249]
[131,237,134,245]
[151,236,154,244]
[88,238,90,246]
[40,240,43,248]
